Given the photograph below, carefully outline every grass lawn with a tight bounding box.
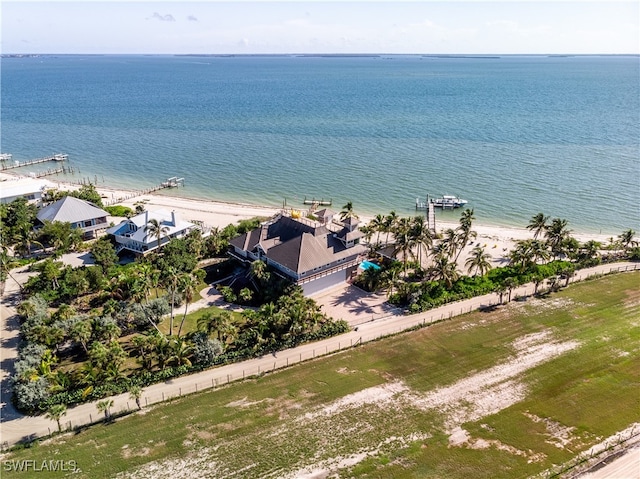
[3,272,639,478]
[156,304,244,337]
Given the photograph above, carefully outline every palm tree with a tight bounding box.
[618,229,637,250]
[559,264,576,287]
[177,273,198,338]
[465,245,492,277]
[369,214,386,246]
[545,218,572,259]
[162,266,180,336]
[580,240,602,260]
[70,319,92,354]
[169,338,193,367]
[455,208,477,262]
[392,217,414,277]
[12,224,43,258]
[430,253,459,289]
[128,385,143,410]
[144,218,169,251]
[503,277,519,302]
[410,216,434,267]
[527,213,549,239]
[339,201,358,221]
[494,283,508,304]
[531,274,544,295]
[440,228,460,260]
[46,404,67,432]
[96,399,114,421]
[384,211,399,245]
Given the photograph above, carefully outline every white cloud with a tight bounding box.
[150,12,176,22]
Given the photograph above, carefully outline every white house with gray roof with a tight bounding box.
[229,212,367,296]
[107,209,199,255]
[36,196,109,239]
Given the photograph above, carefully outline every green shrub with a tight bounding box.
[104,205,133,217]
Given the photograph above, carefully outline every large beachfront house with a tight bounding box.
[107,209,199,255]
[36,196,109,239]
[0,177,52,206]
[229,210,367,296]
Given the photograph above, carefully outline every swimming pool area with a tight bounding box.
[359,260,381,271]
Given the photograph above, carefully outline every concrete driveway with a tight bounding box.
[311,283,401,326]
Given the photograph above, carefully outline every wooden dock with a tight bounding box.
[104,177,186,206]
[1,153,68,170]
[416,196,436,232]
[303,197,332,206]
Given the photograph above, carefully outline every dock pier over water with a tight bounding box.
[104,177,185,206]
[0,153,68,170]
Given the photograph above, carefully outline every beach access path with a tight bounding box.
[0,261,638,449]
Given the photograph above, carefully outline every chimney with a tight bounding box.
[171,210,176,226]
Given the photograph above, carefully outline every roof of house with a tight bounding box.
[36,196,108,224]
[314,208,335,219]
[106,209,195,246]
[0,178,52,200]
[230,214,366,275]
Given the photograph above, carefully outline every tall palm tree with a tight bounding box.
[162,266,180,336]
[545,218,572,259]
[410,216,434,267]
[465,245,492,276]
[440,228,461,260]
[144,218,169,251]
[177,273,198,338]
[384,211,398,245]
[392,217,414,277]
[455,208,477,262]
[527,213,549,239]
[369,214,386,245]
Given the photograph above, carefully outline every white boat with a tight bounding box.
[431,195,468,209]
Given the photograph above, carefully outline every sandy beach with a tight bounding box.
[1,172,616,266]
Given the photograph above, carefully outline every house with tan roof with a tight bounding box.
[229,211,367,296]
[36,195,109,239]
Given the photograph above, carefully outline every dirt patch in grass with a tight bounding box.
[523,412,578,449]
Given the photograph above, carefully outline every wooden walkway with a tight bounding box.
[104,177,185,206]
[0,153,68,170]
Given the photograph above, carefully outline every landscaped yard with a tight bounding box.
[3,272,638,478]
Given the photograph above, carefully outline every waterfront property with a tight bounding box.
[36,196,109,239]
[107,209,199,255]
[229,211,367,295]
[0,177,52,206]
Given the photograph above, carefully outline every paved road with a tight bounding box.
[1,261,638,448]
[580,446,640,479]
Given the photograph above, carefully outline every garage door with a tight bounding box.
[301,269,348,296]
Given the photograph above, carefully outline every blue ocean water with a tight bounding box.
[1,54,638,235]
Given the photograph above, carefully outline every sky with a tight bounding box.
[2,1,638,55]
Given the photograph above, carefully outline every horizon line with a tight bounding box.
[3,52,639,57]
